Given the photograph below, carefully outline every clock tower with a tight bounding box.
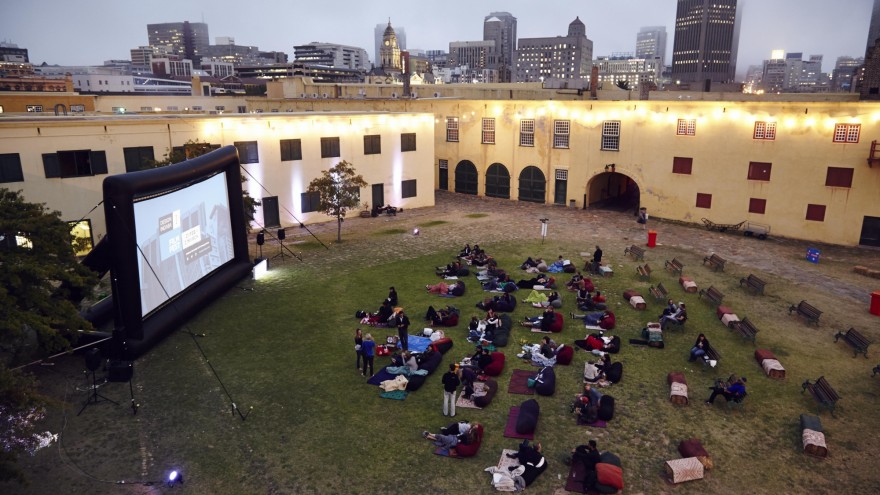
[380,20,402,72]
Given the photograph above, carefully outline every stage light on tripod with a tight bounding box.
[252,258,268,280]
[167,469,183,486]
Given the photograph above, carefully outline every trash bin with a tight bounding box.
[647,230,657,248]
[806,248,820,264]
[871,291,880,316]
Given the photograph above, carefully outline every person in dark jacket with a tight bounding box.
[442,364,461,417]
[361,334,376,377]
[396,310,410,351]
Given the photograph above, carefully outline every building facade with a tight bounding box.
[671,0,742,84]
[515,17,593,84]
[379,22,403,72]
[146,21,210,65]
[592,55,662,89]
[293,43,370,71]
[635,26,667,69]
[483,12,517,82]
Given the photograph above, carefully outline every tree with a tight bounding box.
[306,161,367,242]
[615,80,631,91]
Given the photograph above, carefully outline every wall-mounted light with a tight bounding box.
[604,163,616,172]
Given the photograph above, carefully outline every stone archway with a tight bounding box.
[454,160,478,195]
[485,163,510,199]
[586,172,640,213]
[518,166,546,203]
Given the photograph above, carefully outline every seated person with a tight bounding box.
[460,366,478,399]
[425,305,459,326]
[520,256,539,270]
[472,347,494,372]
[578,277,595,293]
[660,303,687,330]
[706,376,746,405]
[458,244,472,258]
[521,307,556,332]
[575,286,592,306]
[364,300,394,326]
[467,315,485,342]
[689,333,710,362]
[402,351,419,373]
[571,440,601,472]
[659,299,678,320]
[538,336,556,358]
[572,384,600,424]
[565,271,585,291]
[505,440,547,487]
[596,354,612,374]
[592,291,606,304]
[422,422,479,450]
[436,261,463,277]
[583,360,603,383]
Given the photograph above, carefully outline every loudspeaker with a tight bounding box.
[107,360,133,382]
[277,228,285,241]
[84,348,102,372]
[256,231,265,245]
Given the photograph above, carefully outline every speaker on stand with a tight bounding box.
[256,230,265,261]
[78,347,119,416]
[271,228,287,261]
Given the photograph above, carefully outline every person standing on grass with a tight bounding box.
[591,245,603,274]
[354,328,364,371]
[442,364,461,417]
[396,309,411,351]
[361,333,375,377]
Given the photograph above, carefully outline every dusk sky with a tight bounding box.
[1,0,872,78]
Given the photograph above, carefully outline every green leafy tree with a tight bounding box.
[615,80,630,91]
[306,161,367,242]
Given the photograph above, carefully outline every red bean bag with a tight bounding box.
[598,312,616,331]
[453,423,483,457]
[483,352,506,376]
[556,344,574,365]
[595,463,624,491]
[430,337,453,354]
[548,312,564,333]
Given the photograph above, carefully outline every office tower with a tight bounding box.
[515,17,593,83]
[832,56,863,92]
[483,12,517,82]
[636,26,667,68]
[374,23,406,66]
[293,43,371,71]
[671,0,742,84]
[146,21,209,65]
[867,0,880,56]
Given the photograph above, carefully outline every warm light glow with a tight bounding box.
[253,259,268,280]
[823,118,836,129]
[784,117,796,128]
[728,109,741,120]
[804,117,816,127]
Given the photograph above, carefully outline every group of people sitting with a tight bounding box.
[476,291,516,312]
[356,287,399,326]
[466,309,502,345]
[659,299,688,330]
[458,244,493,267]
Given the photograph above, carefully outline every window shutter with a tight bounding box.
[42,153,61,178]
[90,151,108,175]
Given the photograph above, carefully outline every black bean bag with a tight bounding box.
[494,297,517,312]
[605,362,623,384]
[605,335,621,354]
[450,281,466,297]
[417,350,443,374]
[516,398,540,434]
[456,266,470,276]
[597,394,615,421]
[503,282,518,293]
[473,379,498,408]
[534,366,556,396]
[493,314,513,347]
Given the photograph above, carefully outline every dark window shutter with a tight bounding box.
[90,151,108,175]
[43,153,61,178]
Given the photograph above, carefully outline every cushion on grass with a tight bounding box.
[418,351,443,374]
[595,463,624,490]
[556,344,574,365]
[800,414,823,433]
[667,371,688,385]
[453,423,483,457]
[473,379,498,408]
[754,348,776,362]
[606,362,623,383]
[516,399,540,434]
[606,335,621,354]
[599,451,621,468]
[534,366,556,396]
[597,394,615,421]
[622,289,638,301]
[547,312,564,333]
[493,314,513,347]
[405,374,426,391]
[495,298,517,312]
[678,438,713,470]
[483,352,506,376]
[430,337,453,354]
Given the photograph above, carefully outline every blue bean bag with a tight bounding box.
[516,398,540,434]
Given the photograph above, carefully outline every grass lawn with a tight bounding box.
[4,205,880,495]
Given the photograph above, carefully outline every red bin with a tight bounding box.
[871,291,880,316]
[647,230,657,248]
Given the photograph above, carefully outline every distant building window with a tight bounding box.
[753,121,776,140]
[806,204,826,221]
[0,153,24,183]
[747,162,772,181]
[140,106,153,112]
[122,146,155,173]
[676,118,696,136]
[601,121,620,151]
[364,134,381,155]
[833,123,860,143]
[825,167,854,188]
[553,120,570,149]
[401,133,416,152]
[215,105,225,111]
[749,198,766,214]
[26,105,43,113]
[321,137,341,158]
[42,150,108,178]
[401,179,417,198]
[167,106,178,111]
[237,106,247,113]
[301,191,321,213]
[672,156,693,175]
[520,119,535,147]
[192,106,203,111]
[70,104,85,113]
[234,141,259,164]
[280,139,302,161]
[482,118,496,144]
[446,117,459,142]
[696,192,712,209]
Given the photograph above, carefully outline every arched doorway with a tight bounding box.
[454,160,478,195]
[586,172,640,212]
[518,166,546,203]
[485,163,510,199]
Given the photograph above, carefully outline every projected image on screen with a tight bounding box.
[134,172,234,316]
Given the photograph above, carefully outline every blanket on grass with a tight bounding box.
[367,367,396,386]
[508,370,536,395]
[576,416,607,428]
[456,391,481,409]
[380,390,408,400]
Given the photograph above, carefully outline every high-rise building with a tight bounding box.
[147,22,210,65]
[293,43,370,71]
[867,0,880,56]
[515,17,593,84]
[130,45,172,74]
[671,0,742,85]
[761,50,787,93]
[0,42,29,63]
[592,54,662,89]
[832,56,863,92]
[374,22,405,67]
[483,12,517,82]
[635,26,667,68]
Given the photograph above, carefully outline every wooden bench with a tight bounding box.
[664,258,684,275]
[636,263,652,280]
[834,328,873,358]
[624,245,645,261]
[698,286,724,306]
[700,343,721,370]
[730,317,759,344]
[648,283,669,301]
[739,274,766,295]
[802,376,840,417]
[788,300,822,326]
[702,253,727,272]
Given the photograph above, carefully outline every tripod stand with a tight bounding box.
[271,228,288,261]
[78,369,118,416]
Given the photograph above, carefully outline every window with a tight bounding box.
[601,121,620,151]
[672,157,693,175]
[237,106,247,113]
[26,105,43,113]
[446,117,459,142]
[363,135,381,155]
[520,119,535,147]
[401,133,416,152]
[806,204,826,222]
[320,137,340,158]
[192,106,203,111]
[167,106,178,111]
[69,220,93,256]
[676,119,696,136]
[833,123,860,143]
[122,146,155,173]
[553,120,570,149]
[401,179,417,198]
[696,193,712,209]
[747,162,772,181]
[825,167,854,188]
[301,191,321,213]
[172,143,220,160]
[70,104,85,113]
[42,150,107,178]
[280,139,302,161]
[753,121,776,140]
[482,118,496,144]
[0,153,24,183]
[234,141,259,164]
[749,198,766,214]
[215,105,225,111]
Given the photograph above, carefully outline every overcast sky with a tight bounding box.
[1,0,872,77]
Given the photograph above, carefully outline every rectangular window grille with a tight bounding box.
[482,118,496,144]
[754,121,777,140]
[602,121,620,151]
[553,120,570,149]
[520,119,535,147]
[555,169,568,181]
[439,159,448,169]
[833,123,860,143]
[676,119,696,136]
[446,117,459,142]
[26,105,43,112]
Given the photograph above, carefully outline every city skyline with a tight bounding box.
[1,0,872,78]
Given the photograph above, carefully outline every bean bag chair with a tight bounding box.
[456,266,470,277]
[418,350,443,374]
[473,379,498,408]
[548,312,564,333]
[550,297,563,309]
[598,312,616,331]
[440,313,459,326]
[516,399,540,434]
[495,297,517,312]
[622,289,638,301]
[555,344,574,365]
[406,374,426,391]
[447,281,465,297]
[452,423,483,457]
[678,438,713,470]
[534,366,556,396]
[597,394,615,421]
[595,463,624,493]
[605,335,621,354]
[605,362,623,384]
[599,451,622,467]
[493,315,513,347]
[482,352,505,376]
[430,337,453,354]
